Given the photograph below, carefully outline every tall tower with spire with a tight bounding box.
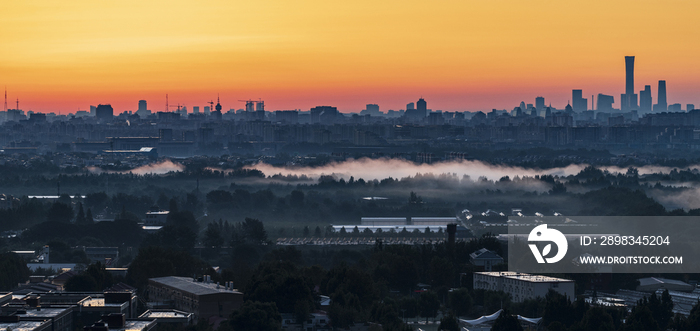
[215,94,222,112]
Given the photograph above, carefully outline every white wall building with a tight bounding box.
[144,210,169,225]
[473,272,574,303]
[360,217,407,226]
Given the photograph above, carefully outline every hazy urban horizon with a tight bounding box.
[3,54,697,115]
[4,0,700,115]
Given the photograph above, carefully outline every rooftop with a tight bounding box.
[85,247,119,253]
[0,321,50,331]
[119,320,154,331]
[26,196,86,199]
[18,307,71,318]
[149,276,242,296]
[81,297,123,308]
[140,310,192,319]
[638,277,691,287]
[470,248,503,260]
[476,271,573,283]
[146,211,169,215]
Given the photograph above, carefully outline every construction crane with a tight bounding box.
[207,100,214,112]
[165,94,185,112]
[238,99,255,112]
[168,104,185,112]
[238,99,264,112]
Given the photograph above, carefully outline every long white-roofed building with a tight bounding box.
[473,272,574,303]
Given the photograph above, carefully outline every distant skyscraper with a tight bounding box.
[597,94,614,112]
[535,96,545,111]
[621,56,638,111]
[639,85,652,113]
[361,104,380,116]
[687,104,695,111]
[204,106,210,114]
[95,104,113,121]
[404,99,426,120]
[406,102,415,110]
[416,98,427,117]
[193,106,200,114]
[137,100,150,116]
[625,56,635,96]
[654,80,667,112]
[669,103,682,112]
[572,89,587,112]
[90,105,96,115]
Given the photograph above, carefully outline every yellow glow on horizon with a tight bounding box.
[2,0,700,112]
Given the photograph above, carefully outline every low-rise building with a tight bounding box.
[637,277,694,293]
[473,272,574,303]
[144,210,169,225]
[147,276,243,321]
[83,314,156,331]
[469,248,504,271]
[0,319,52,331]
[3,307,74,331]
[139,309,193,325]
[84,247,119,266]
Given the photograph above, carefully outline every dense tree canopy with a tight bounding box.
[0,253,30,291]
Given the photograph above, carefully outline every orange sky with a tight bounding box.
[1,0,700,113]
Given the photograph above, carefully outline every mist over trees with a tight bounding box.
[4,155,700,329]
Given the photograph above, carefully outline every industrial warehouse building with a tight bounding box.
[147,276,243,321]
[332,216,467,234]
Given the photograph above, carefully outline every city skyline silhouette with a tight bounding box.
[2,1,699,113]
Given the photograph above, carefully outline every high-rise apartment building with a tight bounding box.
[597,94,614,112]
[137,100,150,116]
[572,89,587,112]
[535,96,545,111]
[416,98,427,117]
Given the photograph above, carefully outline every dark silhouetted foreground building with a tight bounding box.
[147,276,243,321]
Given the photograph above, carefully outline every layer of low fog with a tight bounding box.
[87,157,700,211]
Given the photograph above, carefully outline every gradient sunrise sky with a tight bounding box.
[2,0,700,113]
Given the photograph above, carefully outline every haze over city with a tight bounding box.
[6,1,700,330]
[2,0,700,113]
